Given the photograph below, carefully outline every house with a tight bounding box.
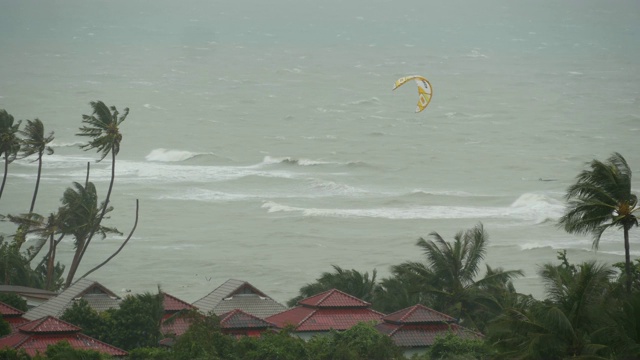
[0,285,56,309]
[160,292,199,343]
[219,309,275,338]
[23,278,121,321]
[192,279,286,319]
[0,301,29,330]
[0,316,127,357]
[266,289,385,340]
[374,304,483,357]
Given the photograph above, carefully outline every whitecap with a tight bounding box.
[145,148,198,162]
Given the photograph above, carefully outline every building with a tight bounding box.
[375,304,483,357]
[0,301,28,331]
[192,279,286,319]
[266,289,384,340]
[0,285,56,309]
[160,292,200,345]
[0,316,127,357]
[219,309,275,338]
[23,279,121,321]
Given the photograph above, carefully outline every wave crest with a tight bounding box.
[146,148,199,162]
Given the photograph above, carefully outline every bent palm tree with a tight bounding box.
[0,109,21,201]
[559,152,639,292]
[59,181,121,288]
[75,101,128,271]
[18,118,54,213]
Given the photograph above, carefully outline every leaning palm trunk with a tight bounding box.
[0,152,8,200]
[29,155,43,213]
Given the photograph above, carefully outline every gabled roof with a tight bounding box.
[0,285,57,300]
[163,293,197,313]
[382,304,456,324]
[375,304,482,348]
[0,316,127,357]
[0,301,29,329]
[24,279,121,321]
[266,289,384,332]
[298,289,370,308]
[192,279,286,319]
[219,309,275,330]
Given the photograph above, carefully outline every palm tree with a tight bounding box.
[76,100,128,267]
[392,223,523,331]
[18,118,54,213]
[58,181,121,288]
[489,260,615,359]
[287,265,379,307]
[0,109,21,201]
[559,152,639,292]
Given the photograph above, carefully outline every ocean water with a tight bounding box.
[0,0,639,304]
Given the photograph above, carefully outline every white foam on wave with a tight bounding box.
[261,193,566,222]
[49,141,84,148]
[146,148,199,162]
[157,188,255,202]
[259,156,334,167]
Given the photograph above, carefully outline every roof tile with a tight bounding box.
[298,289,370,308]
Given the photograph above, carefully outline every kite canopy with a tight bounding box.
[393,75,433,113]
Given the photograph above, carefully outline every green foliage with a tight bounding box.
[0,292,28,311]
[34,340,105,360]
[234,327,309,360]
[287,265,379,307]
[61,299,108,340]
[0,241,44,288]
[0,348,30,360]
[427,332,492,360]
[171,310,235,360]
[307,322,403,360]
[103,292,164,350]
[127,347,172,360]
[0,315,12,337]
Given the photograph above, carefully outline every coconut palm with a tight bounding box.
[393,223,523,331]
[18,118,54,213]
[58,181,121,288]
[0,109,21,201]
[287,265,379,307]
[559,152,639,292]
[489,260,615,359]
[76,101,128,266]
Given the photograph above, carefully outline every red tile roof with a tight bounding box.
[161,313,195,338]
[163,293,197,313]
[298,289,371,308]
[267,289,384,332]
[0,316,127,357]
[382,304,456,324]
[375,322,482,347]
[219,309,274,330]
[0,301,29,329]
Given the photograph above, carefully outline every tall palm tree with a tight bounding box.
[18,118,54,213]
[76,101,128,265]
[58,181,121,288]
[393,223,523,331]
[559,152,639,292]
[0,109,21,201]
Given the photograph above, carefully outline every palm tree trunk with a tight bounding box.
[29,155,43,213]
[67,151,116,287]
[624,226,631,293]
[45,233,55,290]
[65,239,85,288]
[0,153,8,200]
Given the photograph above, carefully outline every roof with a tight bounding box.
[0,285,57,299]
[192,279,286,319]
[266,289,384,332]
[219,309,275,330]
[0,316,127,357]
[23,279,121,321]
[298,289,371,308]
[0,301,29,329]
[267,307,384,332]
[375,304,482,348]
[375,322,483,348]
[161,312,197,338]
[163,293,197,313]
[382,304,457,324]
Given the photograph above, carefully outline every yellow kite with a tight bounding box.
[393,75,433,113]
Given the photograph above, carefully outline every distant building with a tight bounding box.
[23,279,120,321]
[0,285,56,309]
[193,279,286,319]
[160,292,200,346]
[219,309,276,338]
[0,301,29,331]
[0,316,127,357]
[266,288,384,340]
[375,304,483,357]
